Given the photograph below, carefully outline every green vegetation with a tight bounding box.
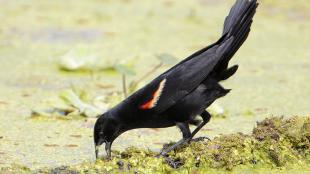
[24,116,308,173]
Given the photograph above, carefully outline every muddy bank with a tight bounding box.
[2,116,308,173]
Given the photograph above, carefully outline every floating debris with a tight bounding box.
[58,48,112,72]
[31,89,107,119]
[59,89,103,118]
[208,102,227,118]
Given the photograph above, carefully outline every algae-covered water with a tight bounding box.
[0,0,309,173]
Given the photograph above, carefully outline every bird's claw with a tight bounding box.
[155,151,166,158]
[104,156,112,161]
[191,136,211,142]
[163,155,182,169]
[156,152,182,168]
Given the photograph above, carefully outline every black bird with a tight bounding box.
[94,0,258,160]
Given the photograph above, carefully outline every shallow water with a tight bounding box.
[0,0,309,171]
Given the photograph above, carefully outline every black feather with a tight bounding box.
[219,65,239,80]
[215,0,258,73]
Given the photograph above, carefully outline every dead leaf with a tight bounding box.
[154,142,164,145]
[44,144,59,147]
[70,135,82,138]
[0,101,8,105]
[151,128,160,132]
[65,144,78,148]
[22,93,30,97]
[95,83,115,89]
[255,108,268,112]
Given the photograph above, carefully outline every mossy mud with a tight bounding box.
[2,116,308,173]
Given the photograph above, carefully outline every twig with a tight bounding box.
[135,62,163,84]
[122,74,127,98]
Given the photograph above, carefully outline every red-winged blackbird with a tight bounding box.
[94,0,258,159]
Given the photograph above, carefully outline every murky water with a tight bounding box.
[0,0,309,171]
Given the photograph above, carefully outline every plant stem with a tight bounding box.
[135,62,163,84]
[122,74,127,98]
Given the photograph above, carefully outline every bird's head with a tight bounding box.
[94,112,122,159]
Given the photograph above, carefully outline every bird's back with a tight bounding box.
[112,0,258,126]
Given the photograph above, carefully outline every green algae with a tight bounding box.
[0,0,310,172]
[252,116,310,167]
[0,164,31,174]
[31,116,310,173]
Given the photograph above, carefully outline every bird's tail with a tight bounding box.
[215,0,258,80]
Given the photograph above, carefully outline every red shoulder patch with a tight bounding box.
[140,79,166,110]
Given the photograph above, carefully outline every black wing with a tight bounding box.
[126,0,258,113]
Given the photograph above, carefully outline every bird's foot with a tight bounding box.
[157,138,189,157]
[104,156,112,161]
[161,154,182,169]
[156,148,171,158]
[190,136,211,142]
[155,152,163,158]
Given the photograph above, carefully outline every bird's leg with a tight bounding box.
[160,111,211,156]
[158,122,190,168]
[178,122,192,139]
[159,112,211,168]
[159,123,191,156]
[188,111,211,141]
